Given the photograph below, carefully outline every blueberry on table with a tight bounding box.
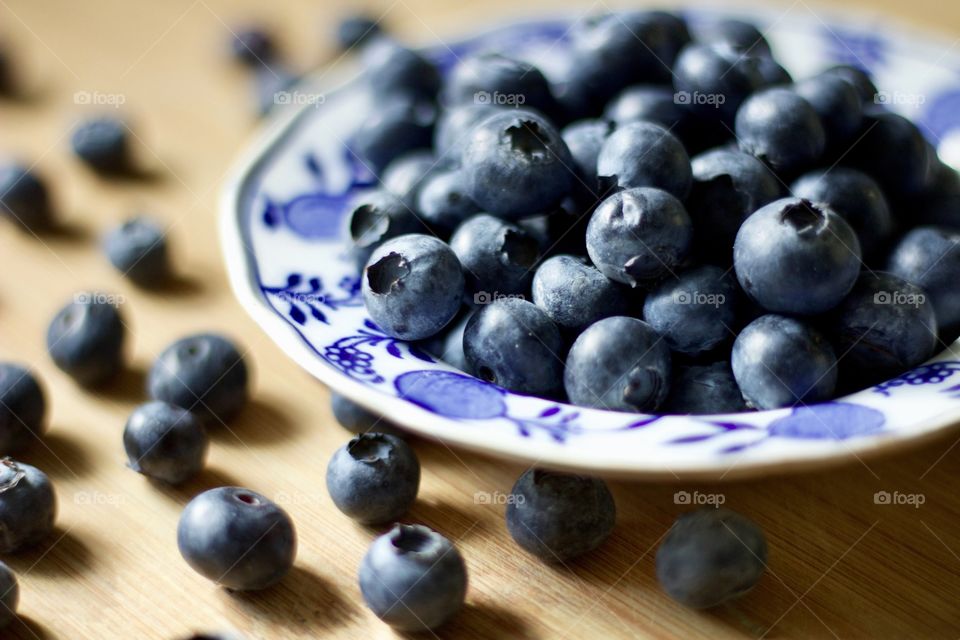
[148,333,249,424]
[687,148,781,265]
[642,265,740,356]
[565,316,672,412]
[672,43,764,123]
[123,402,208,485]
[735,87,826,175]
[326,433,420,524]
[70,117,131,174]
[449,214,541,304]
[47,294,126,386]
[733,198,861,315]
[0,561,17,628]
[359,523,467,631]
[362,39,440,101]
[463,298,564,397]
[178,487,296,591]
[229,27,276,66]
[793,73,864,149]
[415,169,480,237]
[656,507,767,609]
[336,14,382,51]
[661,362,747,415]
[732,314,837,409]
[0,163,53,230]
[0,458,56,553]
[362,234,464,341]
[350,98,435,174]
[828,272,938,389]
[347,189,426,269]
[442,52,558,117]
[888,226,960,338]
[586,187,693,287]
[0,364,46,455]
[531,255,629,335]
[460,109,574,220]
[506,469,616,563]
[596,121,692,199]
[791,168,892,259]
[103,216,169,286]
[331,392,402,437]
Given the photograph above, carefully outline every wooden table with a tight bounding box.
[1,0,960,637]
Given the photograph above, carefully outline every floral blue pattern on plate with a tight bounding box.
[221,8,960,479]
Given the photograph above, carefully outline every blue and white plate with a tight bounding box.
[221,7,960,479]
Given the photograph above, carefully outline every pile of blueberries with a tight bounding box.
[348,11,960,415]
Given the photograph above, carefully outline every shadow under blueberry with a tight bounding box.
[4,526,92,577]
[95,361,147,405]
[22,428,92,478]
[210,397,299,445]
[406,499,484,542]
[138,271,204,298]
[153,466,244,503]
[224,565,356,631]
[9,616,53,640]
[429,602,531,640]
[33,218,91,243]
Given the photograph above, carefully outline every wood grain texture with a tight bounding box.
[0,0,959,638]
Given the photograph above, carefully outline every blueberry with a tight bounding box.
[0,163,53,230]
[735,87,826,175]
[791,168,893,257]
[178,487,296,591]
[564,316,671,412]
[103,216,170,286]
[351,98,435,173]
[642,265,740,356]
[755,56,792,86]
[70,117,131,174]
[432,104,497,158]
[415,169,480,237]
[847,109,932,196]
[326,433,420,524]
[450,214,540,304]
[148,333,249,423]
[359,524,467,631]
[47,294,126,386]
[382,150,437,206]
[229,28,276,66]
[827,272,938,388]
[734,198,861,315]
[347,189,426,269]
[363,234,464,340]
[331,392,402,437]
[0,561,17,628]
[732,314,837,409]
[443,52,557,116]
[336,15,382,50]
[793,73,863,148]
[461,109,573,219]
[687,148,781,265]
[596,121,692,199]
[661,362,747,415]
[0,364,45,455]
[822,64,878,103]
[586,187,693,287]
[916,160,960,230]
[463,298,564,396]
[362,39,440,101]
[700,19,771,55]
[123,402,208,484]
[531,255,629,334]
[656,507,767,609]
[603,85,691,136]
[672,43,764,123]
[561,118,612,189]
[506,469,615,562]
[0,458,56,552]
[887,226,960,337]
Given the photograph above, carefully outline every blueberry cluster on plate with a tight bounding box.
[347,11,960,415]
